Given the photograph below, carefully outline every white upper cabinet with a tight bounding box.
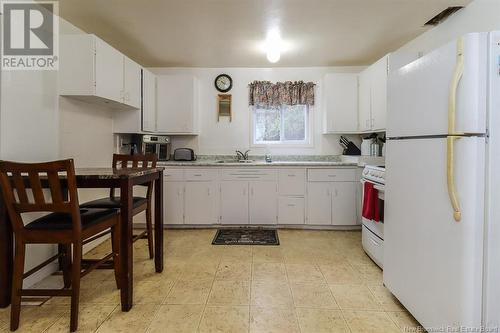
[370,56,388,131]
[59,34,141,110]
[94,37,123,103]
[123,56,142,109]
[358,67,372,132]
[357,54,389,132]
[323,73,359,133]
[156,74,198,134]
[113,69,157,133]
[142,69,157,132]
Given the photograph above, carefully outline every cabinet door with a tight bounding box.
[156,75,196,134]
[95,37,124,103]
[306,182,331,225]
[123,56,141,109]
[185,182,217,225]
[164,181,184,224]
[278,197,305,225]
[323,73,358,133]
[220,182,248,224]
[371,55,388,131]
[331,182,357,225]
[358,68,372,132]
[142,69,157,132]
[249,181,277,225]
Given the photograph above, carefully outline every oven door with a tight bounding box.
[361,178,384,240]
[143,143,158,156]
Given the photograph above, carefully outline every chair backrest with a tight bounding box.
[112,154,157,169]
[0,159,81,233]
[110,154,157,199]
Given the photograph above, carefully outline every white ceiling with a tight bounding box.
[57,0,472,67]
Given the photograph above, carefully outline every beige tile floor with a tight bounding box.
[0,229,423,333]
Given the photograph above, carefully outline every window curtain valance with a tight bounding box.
[248,80,316,108]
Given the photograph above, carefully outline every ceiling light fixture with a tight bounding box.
[265,28,282,63]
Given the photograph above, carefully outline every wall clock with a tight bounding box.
[214,74,233,93]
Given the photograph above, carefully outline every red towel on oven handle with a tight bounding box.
[362,182,380,222]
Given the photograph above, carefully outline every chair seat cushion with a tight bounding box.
[25,208,119,231]
[80,196,148,209]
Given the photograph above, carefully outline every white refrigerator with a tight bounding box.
[385,31,500,330]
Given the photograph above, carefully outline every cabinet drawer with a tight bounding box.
[278,169,305,195]
[278,197,304,225]
[307,168,356,182]
[164,169,184,181]
[221,169,277,181]
[184,169,217,181]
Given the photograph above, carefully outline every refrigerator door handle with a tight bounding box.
[447,136,462,222]
[448,36,464,135]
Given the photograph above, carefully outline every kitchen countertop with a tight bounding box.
[156,155,384,168]
[158,160,359,167]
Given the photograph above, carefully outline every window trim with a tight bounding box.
[249,105,314,148]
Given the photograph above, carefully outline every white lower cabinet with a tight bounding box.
[331,182,358,226]
[164,181,184,225]
[163,167,358,227]
[249,181,278,225]
[306,168,358,226]
[185,182,217,225]
[278,197,305,225]
[306,182,332,225]
[220,182,249,224]
[220,181,278,225]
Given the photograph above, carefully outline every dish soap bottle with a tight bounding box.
[265,146,272,163]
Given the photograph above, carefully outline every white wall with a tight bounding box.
[391,0,500,69]
[151,67,363,156]
[0,16,116,286]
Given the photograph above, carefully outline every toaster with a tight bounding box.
[173,148,197,161]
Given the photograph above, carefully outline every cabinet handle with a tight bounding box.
[326,189,330,196]
[328,175,337,178]
[250,187,254,196]
[287,204,296,207]
[288,174,296,177]
[243,188,246,196]
[207,188,211,196]
[193,174,202,177]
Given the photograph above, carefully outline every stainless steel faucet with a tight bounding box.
[236,150,250,161]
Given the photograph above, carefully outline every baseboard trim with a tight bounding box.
[133,224,361,231]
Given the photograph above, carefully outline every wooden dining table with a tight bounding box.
[0,167,164,312]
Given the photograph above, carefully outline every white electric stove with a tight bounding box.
[361,165,385,268]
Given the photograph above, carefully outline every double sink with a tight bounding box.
[215,160,255,164]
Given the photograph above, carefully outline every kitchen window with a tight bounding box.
[252,105,310,145]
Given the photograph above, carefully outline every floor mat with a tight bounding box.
[212,228,279,245]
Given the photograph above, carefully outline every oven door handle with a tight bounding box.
[361,179,385,192]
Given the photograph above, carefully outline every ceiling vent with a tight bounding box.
[424,6,463,26]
